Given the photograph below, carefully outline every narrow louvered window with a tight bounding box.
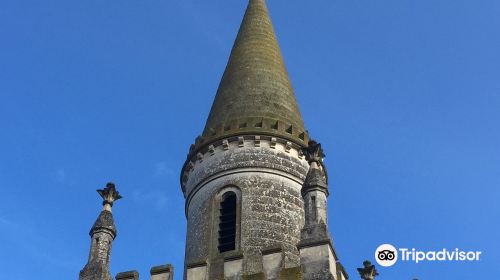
[311,196,317,221]
[218,192,237,253]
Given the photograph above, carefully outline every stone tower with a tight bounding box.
[180,1,348,279]
[79,183,122,280]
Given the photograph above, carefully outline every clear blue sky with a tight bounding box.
[1,0,499,279]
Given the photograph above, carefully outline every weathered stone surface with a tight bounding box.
[299,244,336,280]
[79,184,120,280]
[80,227,115,280]
[242,272,266,280]
[90,210,117,237]
[183,137,309,274]
[186,264,207,280]
[183,138,309,197]
[79,261,113,280]
[279,266,302,280]
[151,264,174,280]
[115,270,139,280]
[336,263,349,280]
[178,0,347,279]
[300,223,330,245]
[185,170,305,266]
[192,0,308,154]
[303,168,327,195]
[224,257,244,280]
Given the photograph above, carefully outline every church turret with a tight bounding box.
[180,1,347,279]
[79,182,122,280]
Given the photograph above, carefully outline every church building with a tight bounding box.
[79,1,349,279]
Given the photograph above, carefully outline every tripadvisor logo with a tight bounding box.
[375,244,398,267]
[375,244,482,267]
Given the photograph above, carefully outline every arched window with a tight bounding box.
[218,192,237,253]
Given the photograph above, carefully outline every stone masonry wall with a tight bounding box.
[183,136,309,277]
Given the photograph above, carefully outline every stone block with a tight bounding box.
[242,272,266,280]
[279,266,302,280]
[224,256,243,280]
[150,264,173,280]
[299,242,337,280]
[116,271,139,280]
[186,264,207,280]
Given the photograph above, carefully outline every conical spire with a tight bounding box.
[195,0,308,152]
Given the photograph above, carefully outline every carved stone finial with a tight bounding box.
[357,260,379,280]
[304,140,325,164]
[97,182,122,208]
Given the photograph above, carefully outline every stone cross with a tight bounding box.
[97,182,122,212]
[304,140,326,164]
[357,260,379,280]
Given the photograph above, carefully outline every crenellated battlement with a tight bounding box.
[188,117,310,160]
[115,264,173,280]
[181,135,311,196]
[183,244,348,280]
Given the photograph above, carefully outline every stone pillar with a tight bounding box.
[79,183,122,280]
[303,187,328,226]
[150,264,173,280]
[116,271,139,280]
[301,142,331,243]
[299,142,344,280]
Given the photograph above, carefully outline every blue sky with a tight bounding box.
[1,0,499,279]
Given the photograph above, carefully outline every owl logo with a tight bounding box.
[375,244,398,267]
[377,250,396,261]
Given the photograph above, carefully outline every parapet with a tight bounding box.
[151,264,173,280]
[185,247,302,280]
[116,271,139,280]
[115,264,173,280]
